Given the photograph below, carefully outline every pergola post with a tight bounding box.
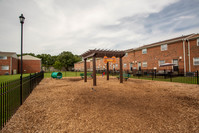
[107,62,109,80]
[93,56,96,86]
[84,58,87,82]
[120,57,123,83]
[81,49,125,86]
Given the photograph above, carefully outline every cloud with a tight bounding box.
[0,0,198,56]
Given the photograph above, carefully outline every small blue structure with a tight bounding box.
[51,72,62,79]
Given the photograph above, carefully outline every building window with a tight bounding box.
[115,64,118,68]
[161,44,167,51]
[193,57,199,65]
[1,65,9,70]
[142,62,147,67]
[0,56,7,60]
[124,63,127,68]
[159,60,165,66]
[197,38,199,46]
[173,59,178,66]
[142,48,147,54]
[125,53,128,56]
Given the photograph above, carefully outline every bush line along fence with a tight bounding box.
[0,71,44,130]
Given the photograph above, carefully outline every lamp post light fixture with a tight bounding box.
[19,14,25,105]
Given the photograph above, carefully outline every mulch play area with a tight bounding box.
[2,77,199,132]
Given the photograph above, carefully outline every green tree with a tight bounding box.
[74,55,82,63]
[17,53,36,57]
[36,54,55,68]
[53,61,62,71]
[57,51,81,70]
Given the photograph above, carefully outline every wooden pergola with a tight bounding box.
[81,49,125,86]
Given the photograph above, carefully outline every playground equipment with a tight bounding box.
[51,72,62,79]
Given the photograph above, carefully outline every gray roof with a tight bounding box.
[18,55,41,60]
[126,33,199,52]
[0,51,18,58]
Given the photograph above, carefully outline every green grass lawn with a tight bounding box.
[130,75,198,84]
[0,74,30,83]
[44,71,83,78]
[44,71,102,78]
[1,72,198,85]
[0,71,98,83]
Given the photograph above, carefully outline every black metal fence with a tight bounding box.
[0,71,44,130]
[127,69,199,84]
[95,69,199,84]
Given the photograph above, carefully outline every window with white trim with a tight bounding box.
[115,64,118,68]
[161,44,167,51]
[142,48,147,54]
[142,62,147,67]
[159,60,165,66]
[124,63,127,68]
[193,57,199,65]
[125,53,128,56]
[0,56,7,60]
[197,38,199,46]
[1,65,9,70]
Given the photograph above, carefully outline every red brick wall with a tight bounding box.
[189,39,199,72]
[124,41,184,71]
[18,60,41,73]
[12,58,18,74]
[0,57,11,75]
[90,58,121,71]
[74,61,90,71]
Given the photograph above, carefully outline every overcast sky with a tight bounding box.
[0,0,199,55]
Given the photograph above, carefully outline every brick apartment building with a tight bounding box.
[74,33,199,73]
[18,55,42,74]
[0,52,41,75]
[0,52,18,75]
[75,60,91,71]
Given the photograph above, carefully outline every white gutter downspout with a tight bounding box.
[188,40,191,72]
[10,57,12,75]
[183,40,186,76]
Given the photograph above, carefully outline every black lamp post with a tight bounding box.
[19,14,25,105]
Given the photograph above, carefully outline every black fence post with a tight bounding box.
[30,73,32,93]
[152,70,154,80]
[7,82,9,125]
[170,70,172,82]
[5,82,7,125]
[197,70,199,84]
[164,69,166,79]
[5,82,8,124]
[34,73,36,86]
[20,76,22,105]
[2,82,5,127]
[0,83,2,129]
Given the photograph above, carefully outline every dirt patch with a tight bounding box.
[2,77,199,132]
[175,96,199,109]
